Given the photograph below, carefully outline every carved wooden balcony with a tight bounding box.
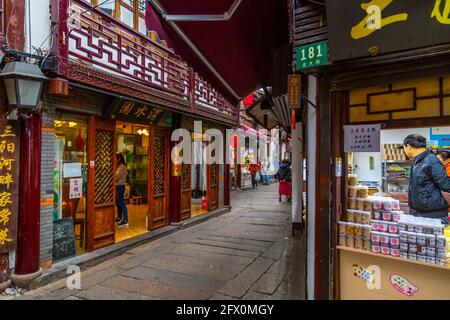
[54,0,238,125]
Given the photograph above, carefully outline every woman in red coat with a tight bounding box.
[249,161,261,189]
[276,159,292,202]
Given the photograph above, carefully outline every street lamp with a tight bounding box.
[0,61,46,109]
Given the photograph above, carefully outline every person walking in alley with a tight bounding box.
[248,160,261,189]
[401,135,450,224]
[276,159,292,202]
[261,159,271,185]
[116,153,129,228]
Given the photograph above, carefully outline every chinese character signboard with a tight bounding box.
[0,121,20,253]
[287,75,301,108]
[69,178,82,199]
[296,41,329,70]
[344,124,381,152]
[110,99,164,125]
[326,1,450,61]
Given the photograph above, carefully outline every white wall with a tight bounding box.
[25,0,52,56]
[381,128,430,144]
[307,76,317,300]
[292,122,302,224]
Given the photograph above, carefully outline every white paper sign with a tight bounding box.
[69,178,83,199]
[63,163,82,178]
[344,124,381,152]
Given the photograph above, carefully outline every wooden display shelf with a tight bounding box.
[338,246,450,272]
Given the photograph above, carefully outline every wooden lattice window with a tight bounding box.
[211,164,217,185]
[94,130,114,205]
[182,164,191,190]
[153,136,166,195]
[94,0,148,36]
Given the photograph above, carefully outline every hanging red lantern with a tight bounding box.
[231,134,238,148]
[292,110,296,130]
[243,94,254,106]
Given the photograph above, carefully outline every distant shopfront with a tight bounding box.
[42,88,227,264]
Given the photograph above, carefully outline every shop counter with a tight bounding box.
[338,246,450,300]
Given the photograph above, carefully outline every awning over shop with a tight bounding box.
[145,0,289,104]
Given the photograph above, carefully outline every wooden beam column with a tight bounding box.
[169,113,182,225]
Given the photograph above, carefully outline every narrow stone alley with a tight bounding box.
[17,184,305,300]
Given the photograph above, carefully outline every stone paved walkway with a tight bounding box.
[18,184,306,300]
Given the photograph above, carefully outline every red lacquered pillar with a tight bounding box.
[12,113,42,288]
[169,114,182,226]
[224,163,230,207]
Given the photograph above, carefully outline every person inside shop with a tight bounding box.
[400,134,450,224]
[248,160,261,189]
[261,159,271,185]
[116,153,129,228]
[276,159,292,202]
[437,148,450,177]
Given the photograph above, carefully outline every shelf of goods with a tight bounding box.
[341,174,450,299]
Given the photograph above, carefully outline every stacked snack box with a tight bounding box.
[443,225,450,266]
[369,196,402,257]
[339,175,372,251]
[383,143,408,161]
[397,215,447,266]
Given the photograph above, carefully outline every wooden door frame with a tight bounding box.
[181,163,192,220]
[148,127,170,230]
[206,163,219,211]
[87,116,117,252]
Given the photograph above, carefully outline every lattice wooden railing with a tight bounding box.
[58,0,239,123]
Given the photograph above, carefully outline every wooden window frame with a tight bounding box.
[92,0,147,35]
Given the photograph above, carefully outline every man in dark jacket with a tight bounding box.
[401,134,450,223]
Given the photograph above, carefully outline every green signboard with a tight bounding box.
[296,41,329,70]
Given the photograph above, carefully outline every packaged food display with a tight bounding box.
[417,245,427,255]
[357,186,369,198]
[371,220,380,232]
[338,221,347,236]
[390,248,400,257]
[356,198,366,211]
[364,198,373,212]
[417,234,427,246]
[346,223,355,236]
[409,244,418,253]
[362,225,371,239]
[348,174,358,186]
[371,232,381,244]
[371,245,381,254]
[354,237,363,250]
[348,198,357,210]
[363,239,371,251]
[339,236,346,246]
[354,224,363,237]
[354,211,363,224]
[346,210,355,223]
[381,246,390,255]
[408,253,417,261]
[348,186,358,198]
[379,222,389,233]
[380,233,390,246]
[400,243,409,251]
[399,231,408,243]
[388,222,399,234]
[400,251,408,259]
[361,212,371,224]
[346,236,355,248]
[381,211,392,221]
[372,211,381,220]
[390,235,400,248]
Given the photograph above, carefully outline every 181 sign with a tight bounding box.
[296,41,329,70]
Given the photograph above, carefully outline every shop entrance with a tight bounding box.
[115,122,150,241]
[54,114,89,257]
